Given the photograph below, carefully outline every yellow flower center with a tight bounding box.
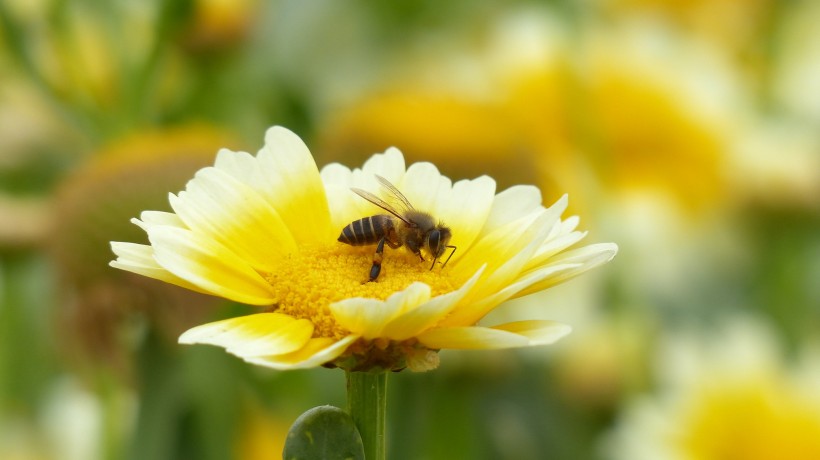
[677,378,820,460]
[265,243,463,339]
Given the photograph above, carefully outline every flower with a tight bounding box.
[110,126,617,372]
[604,316,820,460]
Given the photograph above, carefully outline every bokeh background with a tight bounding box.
[2,1,819,459]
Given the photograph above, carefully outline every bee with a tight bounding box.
[338,175,456,282]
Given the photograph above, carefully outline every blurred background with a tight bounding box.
[1,0,819,459]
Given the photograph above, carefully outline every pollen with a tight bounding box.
[264,243,463,340]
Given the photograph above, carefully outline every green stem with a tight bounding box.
[346,371,387,460]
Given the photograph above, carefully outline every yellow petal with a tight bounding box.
[169,167,297,272]
[214,127,333,244]
[380,266,485,341]
[148,226,276,305]
[245,335,360,370]
[178,313,314,357]
[330,283,431,339]
[256,126,334,243]
[417,321,571,350]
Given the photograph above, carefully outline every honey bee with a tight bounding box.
[338,175,456,281]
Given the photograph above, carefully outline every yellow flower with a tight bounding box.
[110,126,617,371]
[605,317,820,460]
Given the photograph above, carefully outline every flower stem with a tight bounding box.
[346,370,387,460]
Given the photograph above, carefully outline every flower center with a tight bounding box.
[264,242,462,339]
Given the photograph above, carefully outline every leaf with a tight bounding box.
[283,405,365,460]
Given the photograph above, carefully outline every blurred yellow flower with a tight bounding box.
[110,126,617,372]
[605,317,820,460]
[183,0,261,50]
[318,89,529,185]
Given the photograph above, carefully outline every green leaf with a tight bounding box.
[283,405,365,460]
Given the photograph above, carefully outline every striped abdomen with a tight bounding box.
[338,215,395,246]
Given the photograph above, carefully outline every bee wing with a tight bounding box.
[375,175,416,211]
[351,187,412,225]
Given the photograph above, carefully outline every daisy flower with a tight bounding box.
[110,126,617,372]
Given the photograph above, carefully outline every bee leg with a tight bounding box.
[430,245,457,271]
[369,237,386,282]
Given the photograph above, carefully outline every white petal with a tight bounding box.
[458,262,584,321]
[361,147,406,184]
[398,162,452,215]
[417,321,571,350]
[321,162,361,231]
[135,210,186,229]
[481,186,546,236]
[178,313,314,357]
[512,243,618,298]
[214,149,261,186]
[525,230,588,271]
[435,176,496,256]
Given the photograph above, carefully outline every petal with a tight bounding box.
[213,148,261,186]
[178,313,314,357]
[397,162,452,214]
[169,167,297,272]
[480,185,545,236]
[417,321,571,350]
[330,283,432,339]
[380,265,485,340]
[524,230,588,272]
[451,209,555,305]
[245,335,360,370]
[434,176,496,256]
[134,210,186,229]
[109,242,211,294]
[339,149,409,228]
[512,243,618,298]
[148,226,276,305]
[321,162,358,230]
[450,197,557,280]
[492,320,573,345]
[459,262,585,322]
[256,126,334,243]
[360,147,406,184]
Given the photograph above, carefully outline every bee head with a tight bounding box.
[427,225,452,258]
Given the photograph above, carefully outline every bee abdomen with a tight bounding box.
[338,215,392,246]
